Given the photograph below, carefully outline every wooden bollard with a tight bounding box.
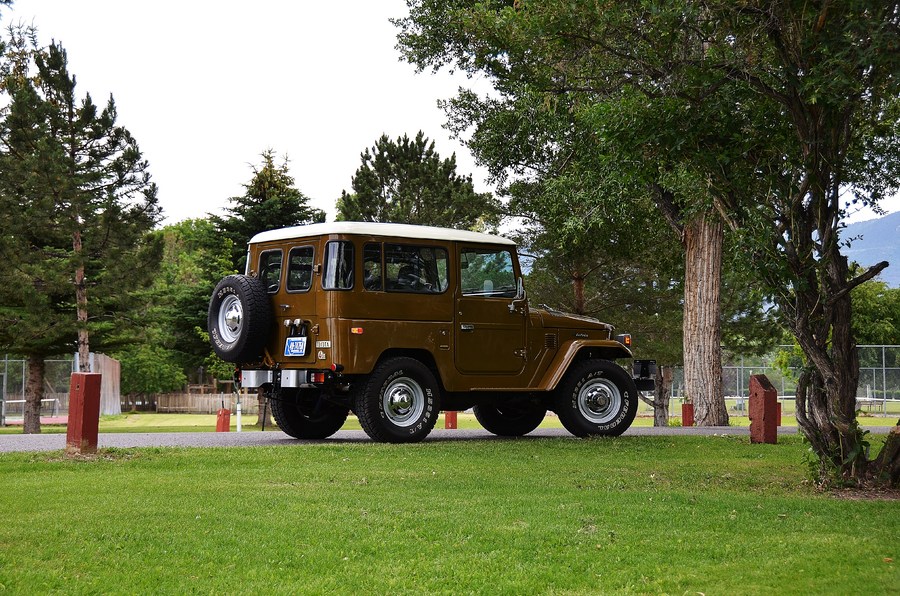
[749,374,778,444]
[66,373,102,455]
[681,402,694,427]
[444,410,458,429]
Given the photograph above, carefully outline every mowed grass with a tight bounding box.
[0,436,896,594]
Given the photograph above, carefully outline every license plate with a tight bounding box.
[284,336,308,357]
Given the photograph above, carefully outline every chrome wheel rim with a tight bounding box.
[218,295,243,344]
[577,378,621,424]
[382,376,425,427]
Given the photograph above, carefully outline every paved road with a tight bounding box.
[2,423,881,453]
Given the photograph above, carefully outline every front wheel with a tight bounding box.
[270,389,348,439]
[473,403,546,436]
[354,357,441,443]
[554,360,638,437]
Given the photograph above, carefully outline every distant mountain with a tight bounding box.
[843,211,900,288]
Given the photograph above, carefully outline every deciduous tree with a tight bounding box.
[397,0,900,485]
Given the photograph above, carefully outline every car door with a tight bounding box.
[454,245,526,374]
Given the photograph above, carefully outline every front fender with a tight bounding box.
[537,340,633,391]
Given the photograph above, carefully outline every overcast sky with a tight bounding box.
[4,0,897,226]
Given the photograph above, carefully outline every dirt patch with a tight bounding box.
[830,486,900,501]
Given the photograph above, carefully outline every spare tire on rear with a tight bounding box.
[208,275,273,363]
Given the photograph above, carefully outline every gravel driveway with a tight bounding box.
[0,424,840,453]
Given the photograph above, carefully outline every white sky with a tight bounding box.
[4,0,493,225]
[4,0,898,226]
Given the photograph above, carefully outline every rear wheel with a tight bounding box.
[473,403,546,436]
[554,360,637,437]
[270,389,348,439]
[354,357,441,443]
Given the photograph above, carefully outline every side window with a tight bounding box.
[323,241,354,290]
[259,250,283,294]
[460,248,516,297]
[287,246,314,292]
[363,243,383,291]
[385,244,449,294]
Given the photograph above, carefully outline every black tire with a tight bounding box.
[208,275,273,363]
[353,357,441,443]
[473,403,546,437]
[269,389,348,440]
[554,359,638,437]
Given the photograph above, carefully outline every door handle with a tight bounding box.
[460,324,475,332]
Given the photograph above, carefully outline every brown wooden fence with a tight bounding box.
[156,392,260,414]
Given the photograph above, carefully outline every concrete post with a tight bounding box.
[66,373,102,455]
[749,374,778,444]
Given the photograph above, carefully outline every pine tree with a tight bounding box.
[211,150,325,272]
[336,131,500,230]
[0,27,161,433]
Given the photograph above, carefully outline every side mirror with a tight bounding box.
[516,277,526,300]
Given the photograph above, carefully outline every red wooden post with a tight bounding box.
[681,403,694,427]
[66,373,102,455]
[777,402,782,427]
[215,408,231,432]
[444,410,458,429]
[749,374,778,444]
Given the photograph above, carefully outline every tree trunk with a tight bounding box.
[23,355,44,434]
[572,272,585,315]
[682,215,728,426]
[653,366,673,427]
[254,388,276,429]
[74,229,90,373]
[788,249,900,486]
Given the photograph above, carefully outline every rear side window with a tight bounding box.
[363,243,383,291]
[259,250,283,294]
[385,244,449,294]
[323,241,354,290]
[287,246,314,292]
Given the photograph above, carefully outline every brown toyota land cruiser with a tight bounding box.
[208,222,654,443]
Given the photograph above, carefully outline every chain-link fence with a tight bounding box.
[1,356,74,423]
[668,345,900,416]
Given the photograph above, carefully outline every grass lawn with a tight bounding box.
[0,435,896,594]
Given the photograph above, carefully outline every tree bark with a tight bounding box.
[682,215,728,426]
[23,355,44,434]
[254,388,276,429]
[571,271,585,315]
[74,229,90,373]
[653,366,673,427]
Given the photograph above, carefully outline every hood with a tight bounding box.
[534,306,613,332]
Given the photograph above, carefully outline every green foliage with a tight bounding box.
[336,131,501,230]
[851,273,900,345]
[0,26,161,360]
[118,345,187,396]
[0,437,898,593]
[111,218,234,387]
[211,150,324,272]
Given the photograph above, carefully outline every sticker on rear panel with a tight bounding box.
[284,337,308,357]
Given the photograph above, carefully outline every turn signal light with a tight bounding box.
[616,333,632,347]
[351,327,364,335]
[309,372,327,384]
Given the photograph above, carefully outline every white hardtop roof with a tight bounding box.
[249,222,516,246]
